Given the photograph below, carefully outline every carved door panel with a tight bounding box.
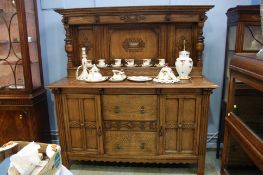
[63,94,103,154]
[0,111,30,145]
[160,95,201,155]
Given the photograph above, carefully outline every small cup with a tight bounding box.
[142,59,151,66]
[98,59,106,67]
[125,59,134,66]
[158,58,165,66]
[114,59,122,66]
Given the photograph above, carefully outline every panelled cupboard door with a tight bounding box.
[62,94,103,154]
[0,111,30,145]
[160,95,201,155]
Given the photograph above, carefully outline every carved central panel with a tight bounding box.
[109,28,159,59]
[122,38,145,52]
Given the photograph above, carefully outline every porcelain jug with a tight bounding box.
[175,50,193,79]
[112,69,126,80]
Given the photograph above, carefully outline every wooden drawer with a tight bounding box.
[104,131,156,155]
[102,95,157,121]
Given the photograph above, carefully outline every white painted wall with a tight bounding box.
[37,0,260,145]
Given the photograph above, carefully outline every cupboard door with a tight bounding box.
[0,111,30,145]
[160,95,201,155]
[63,94,103,153]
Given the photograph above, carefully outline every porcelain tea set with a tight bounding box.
[76,43,193,83]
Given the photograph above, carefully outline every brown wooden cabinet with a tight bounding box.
[217,5,262,157]
[0,0,50,145]
[49,6,217,175]
[221,53,263,174]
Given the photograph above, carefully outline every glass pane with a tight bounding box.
[228,26,237,51]
[243,26,263,51]
[223,51,235,101]
[232,80,263,140]
[26,0,41,88]
[0,0,25,90]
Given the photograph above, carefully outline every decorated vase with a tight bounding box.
[175,50,193,79]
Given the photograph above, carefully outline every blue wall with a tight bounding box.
[37,0,260,145]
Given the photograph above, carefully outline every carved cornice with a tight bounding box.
[104,121,157,131]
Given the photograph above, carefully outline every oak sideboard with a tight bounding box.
[49,6,216,175]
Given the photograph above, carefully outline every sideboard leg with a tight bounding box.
[197,156,205,175]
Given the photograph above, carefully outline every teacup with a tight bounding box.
[98,59,106,67]
[158,58,165,66]
[114,59,122,66]
[125,59,134,66]
[142,59,151,66]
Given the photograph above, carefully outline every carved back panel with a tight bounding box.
[56,6,213,77]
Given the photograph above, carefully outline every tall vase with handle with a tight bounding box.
[76,47,89,80]
[175,40,193,79]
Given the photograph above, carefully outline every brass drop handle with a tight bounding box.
[19,114,23,120]
[178,124,182,128]
[140,143,145,149]
[114,106,120,113]
[139,106,145,114]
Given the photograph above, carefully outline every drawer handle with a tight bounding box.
[139,106,145,114]
[140,143,145,150]
[80,123,84,127]
[159,126,164,136]
[116,144,121,150]
[19,114,23,120]
[114,106,120,113]
[97,127,102,136]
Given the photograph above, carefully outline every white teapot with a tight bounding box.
[87,64,103,81]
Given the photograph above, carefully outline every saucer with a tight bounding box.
[111,64,123,67]
[109,76,126,82]
[127,76,152,82]
[141,64,152,67]
[155,64,165,67]
[125,64,138,67]
[97,64,108,68]
[85,76,108,83]
[178,76,191,80]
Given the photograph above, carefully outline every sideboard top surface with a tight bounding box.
[48,77,217,89]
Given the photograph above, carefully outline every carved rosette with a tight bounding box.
[122,38,145,52]
[62,17,73,68]
[120,15,146,23]
[196,13,208,67]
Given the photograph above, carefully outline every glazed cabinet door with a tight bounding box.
[160,95,201,155]
[63,94,103,154]
[0,111,30,145]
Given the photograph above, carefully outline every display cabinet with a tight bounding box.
[221,53,263,175]
[217,5,262,157]
[0,0,50,145]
